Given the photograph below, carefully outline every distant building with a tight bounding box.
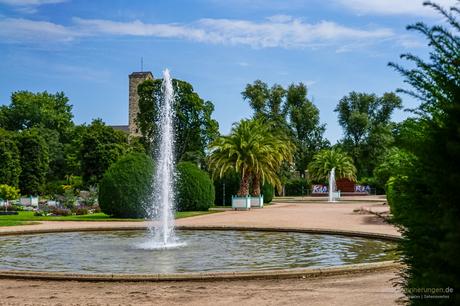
[110,71,154,136]
[128,71,154,135]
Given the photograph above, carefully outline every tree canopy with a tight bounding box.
[387,1,460,303]
[137,78,219,165]
[79,119,130,187]
[286,83,330,175]
[18,129,49,195]
[335,91,402,177]
[208,118,295,196]
[0,91,73,140]
[242,80,328,176]
[0,129,21,188]
[308,149,356,183]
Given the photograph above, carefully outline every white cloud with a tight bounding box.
[195,17,393,48]
[73,18,208,41]
[0,0,67,14]
[0,15,395,50]
[337,0,458,17]
[0,18,77,43]
[0,0,65,4]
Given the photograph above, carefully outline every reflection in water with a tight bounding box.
[0,230,398,274]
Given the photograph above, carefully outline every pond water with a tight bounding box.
[0,230,397,274]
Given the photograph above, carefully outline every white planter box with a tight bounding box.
[232,196,251,210]
[20,196,39,207]
[250,196,264,208]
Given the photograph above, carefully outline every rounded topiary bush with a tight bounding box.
[176,162,215,211]
[99,153,153,218]
[262,183,274,203]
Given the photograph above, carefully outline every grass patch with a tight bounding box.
[0,220,40,227]
[0,210,221,226]
[175,210,221,219]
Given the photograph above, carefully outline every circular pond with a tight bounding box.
[0,230,397,274]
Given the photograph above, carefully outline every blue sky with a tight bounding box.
[0,0,455,143]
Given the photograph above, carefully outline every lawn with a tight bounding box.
[0,210,221,225]
[0,220,40,227]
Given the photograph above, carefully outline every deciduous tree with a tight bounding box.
[137,79,219,165]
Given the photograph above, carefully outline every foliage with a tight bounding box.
[213,171,240,206]
[208,118,295,196]
[308,149,356,182]
[388,2,460,303]
[0,184,20,201]
[373,147,415,190]
[79,119,130,186]
[0,91,73,139]
[99,153,154,218]
[213,172,275,205]
[62,124,87,177]
[261,183,274,203]
[0,129,21,187]
[137,79,219,165]
[242,81,329,176]
[242,80,288,129]
[50,207,71,216]
[75,207,88,215]
[176,162,215,211]
[44,181,66,196]
[18,129,49,195]
[284,178,309,196]
[79,185,98,206]
[58,188,77,209]
[37,128,66,181]
[335,91,402,177]
[286,83,330,175]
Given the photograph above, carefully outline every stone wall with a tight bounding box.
[128,71,154,136]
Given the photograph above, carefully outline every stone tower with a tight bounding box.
[128,71,154,136]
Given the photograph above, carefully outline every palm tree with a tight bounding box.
[308,149,357,182]
[208,119,294,196]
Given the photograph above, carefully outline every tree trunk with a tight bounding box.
[238,172,250,196]
[252,175,261,196]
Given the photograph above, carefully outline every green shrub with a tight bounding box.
[98,153,153,218]
[44,181,66,196]
[34,210,45,216]
[177,162,214,211]
[50,207,71,216]
[75,207,88,215]
[284,178,309,196]
[262,184,274,203]
[373,147,414,194]
[213,171,240,206]
[388,2,460,302]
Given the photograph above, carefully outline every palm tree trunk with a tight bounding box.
[252,175,261,196]
[238,172,250,196]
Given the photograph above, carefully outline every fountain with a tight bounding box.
[144,68,182,249]
[328,167,336,203]
[0,70,398,277]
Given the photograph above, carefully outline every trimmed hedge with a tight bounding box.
[284,178,309,196]
[99,153,153,218]
[176,162,215,211]
[262,184,274,203]
[213,171,240,206]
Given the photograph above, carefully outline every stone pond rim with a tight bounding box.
[0,225,401,282]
